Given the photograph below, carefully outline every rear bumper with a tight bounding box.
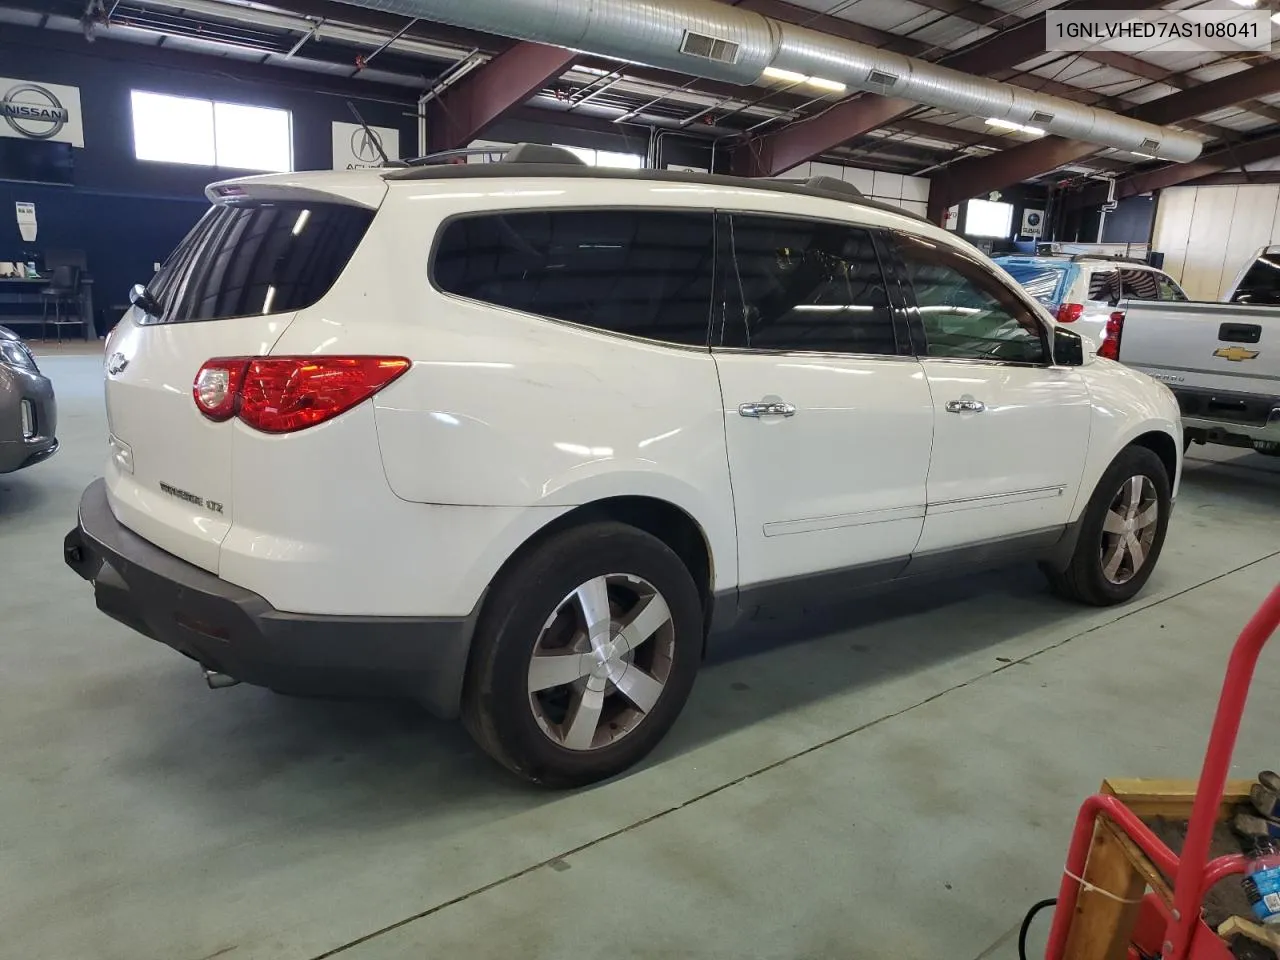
[65,479,474,717]
[0,365,57,473]
[0,437,58,473]
[1174,385,1280,445]
[1182,415,1280,443]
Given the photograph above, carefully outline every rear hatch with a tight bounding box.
[102,174,384,573]
[1227,247,1280,305]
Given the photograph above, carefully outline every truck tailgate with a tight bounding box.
[1119,300,1278,396]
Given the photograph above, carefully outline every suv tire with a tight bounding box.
[1041,445,1172,606]
[462,521,703,788]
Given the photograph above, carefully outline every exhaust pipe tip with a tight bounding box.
[203,668,240,689]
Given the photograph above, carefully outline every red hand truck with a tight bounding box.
[1045,583,1280,960]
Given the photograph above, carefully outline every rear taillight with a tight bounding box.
[1056,302,1084,324]
[193,358,246,421]
[1098,311,1125,360]
[194,356,410,433]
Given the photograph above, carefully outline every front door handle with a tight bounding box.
[739,400,796,418]
[945,398,986,414]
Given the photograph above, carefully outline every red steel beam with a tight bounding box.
[927,58,1280,220]
[731,0,1166,177]
[1138,58,1280,125]
[1091,132,1280,203]
[425,41,578,151]
[1184,170,1280,186]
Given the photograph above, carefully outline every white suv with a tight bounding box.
[996,254,1188,352]
[65,145,1182,786]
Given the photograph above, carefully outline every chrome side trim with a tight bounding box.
[763,504,926,537]
[926,485,1066,515]
[712,347,919,362]
[919,356,1051,370]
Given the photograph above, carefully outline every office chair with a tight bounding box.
[40,265,82,343]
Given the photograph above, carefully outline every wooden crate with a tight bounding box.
[1061,778,1255,960]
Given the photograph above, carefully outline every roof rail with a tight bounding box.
[379,164,929,223]
[398,142,588,168]
[803,175,863,198]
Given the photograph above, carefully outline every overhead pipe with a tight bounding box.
[332,0,1203,163]
[136,0,469,64]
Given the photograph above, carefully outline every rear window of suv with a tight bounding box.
[147,201,374,323]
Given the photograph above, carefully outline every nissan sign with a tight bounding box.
[1,84,70,139]
[0,77,84,147]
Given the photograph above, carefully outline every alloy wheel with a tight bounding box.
[527,573,676,751]
[1099,474,1159,585]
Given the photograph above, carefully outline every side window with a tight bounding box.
[895,233,1047,364]
[1121,268,1160,301]
[1087,269,1122,303]
[719,214,898,355]
[432,209,714,347]
[1157,274,1188,302]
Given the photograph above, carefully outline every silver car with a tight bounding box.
[0,326,57,474]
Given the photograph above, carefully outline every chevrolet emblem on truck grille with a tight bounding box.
[1213,346,1260,362]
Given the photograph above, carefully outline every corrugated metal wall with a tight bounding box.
[1152,184,1280,300]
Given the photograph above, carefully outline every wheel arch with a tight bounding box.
[481,495,722,644]
[1130,429,1179,491]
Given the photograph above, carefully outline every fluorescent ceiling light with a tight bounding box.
[761,67,846,93]
[1231,0,1257,7]
[985,117,1045,137]
[1271,11,1280,22]
[806,76,847,93]
[762,67,807,84]
[1131,151,1157,160]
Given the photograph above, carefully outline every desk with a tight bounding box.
[0,276,95,341]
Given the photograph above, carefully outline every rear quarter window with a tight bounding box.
[1087,269,1121,303]
[149,201,374,323]
[1120,268,1160,300]
[431,209,715,347]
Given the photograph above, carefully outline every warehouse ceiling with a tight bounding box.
[6,0,1280,211]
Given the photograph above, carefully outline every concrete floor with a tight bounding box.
[3,349,1279,960]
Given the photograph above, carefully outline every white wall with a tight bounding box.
[774,160,930,218]
[1152,184,1280,300]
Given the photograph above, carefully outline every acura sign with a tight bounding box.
[0,78,84,147]
[331,120,398,170]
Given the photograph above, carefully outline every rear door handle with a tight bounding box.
[945,399,986,414]
[739,400,796,418]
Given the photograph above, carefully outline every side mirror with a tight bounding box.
[1054,326,1085,366]
[129,283,161,319]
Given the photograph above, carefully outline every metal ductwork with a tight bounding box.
[333,0,1203,163]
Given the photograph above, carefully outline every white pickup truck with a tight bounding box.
[1111,245,1280,456]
